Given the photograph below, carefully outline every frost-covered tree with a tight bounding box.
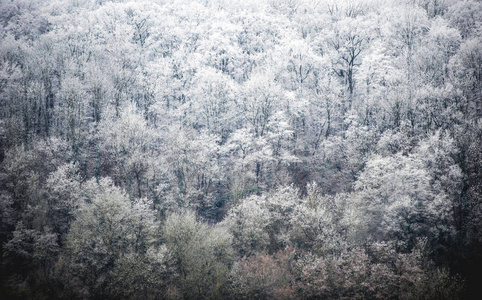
[62,178,163,299]
[163,210,233,299]
[352,154,442,250]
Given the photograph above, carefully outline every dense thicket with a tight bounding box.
[0,0,481,299]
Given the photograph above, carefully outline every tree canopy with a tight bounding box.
[0,0,481,298]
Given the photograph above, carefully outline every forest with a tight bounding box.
[0,0,481,299]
